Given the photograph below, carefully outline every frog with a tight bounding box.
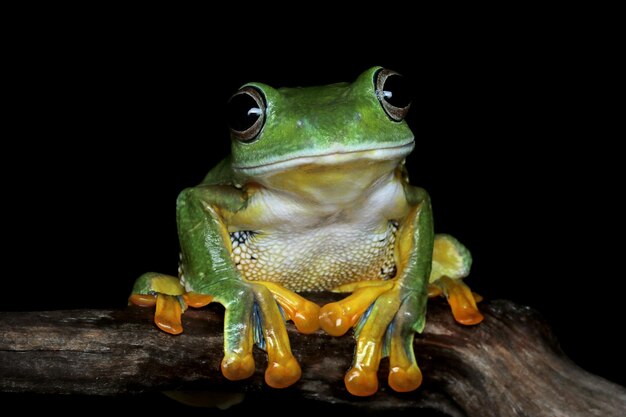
[129,67,483,396]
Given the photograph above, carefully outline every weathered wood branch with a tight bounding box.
[1,298,624,417]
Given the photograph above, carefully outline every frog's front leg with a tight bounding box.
[131,185,311,388]
[320,187,434,396]
[182,186,316,387]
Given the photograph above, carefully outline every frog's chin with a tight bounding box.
[233,139,415,178]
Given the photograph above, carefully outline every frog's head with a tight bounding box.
[227,67,414,188]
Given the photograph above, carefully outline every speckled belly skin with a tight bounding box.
[230,221,399,291]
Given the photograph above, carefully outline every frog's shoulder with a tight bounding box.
[201,155,236,186]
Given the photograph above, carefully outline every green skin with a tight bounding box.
[132,67,474,394]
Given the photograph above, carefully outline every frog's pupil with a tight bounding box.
[228,93,261,132]
[382,74,411,108]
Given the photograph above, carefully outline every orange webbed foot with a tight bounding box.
[436,276,484,325]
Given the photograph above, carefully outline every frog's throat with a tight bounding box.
[232,139,415,177]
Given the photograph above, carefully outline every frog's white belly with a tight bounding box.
[230,221,398,291]
[226,168,409,291]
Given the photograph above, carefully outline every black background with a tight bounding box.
[2,19,623,413]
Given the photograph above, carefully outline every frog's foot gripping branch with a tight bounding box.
[129,274,320,389]
[318,234,483,396]
[428,234,484,325]
[319,280,423,396]
[129,273,190,335]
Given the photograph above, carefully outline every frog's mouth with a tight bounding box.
[233,139,415,176]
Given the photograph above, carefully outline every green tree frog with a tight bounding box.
[130,67,483,396]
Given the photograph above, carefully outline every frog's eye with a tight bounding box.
[227,87,266,142]
[374,69,412,121]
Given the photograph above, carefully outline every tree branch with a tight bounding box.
[1,298,624,417]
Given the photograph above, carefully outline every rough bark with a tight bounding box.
[1,298,624,417]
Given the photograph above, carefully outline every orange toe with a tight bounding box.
[265,356,301,388]
[344,367,379,396]
[154,294,183,334]
[319,302,353,336]
[183,292,214,308]
[428,284,443,298]
[438,277,484,326]
[221,353,255,381]
[388,364,423,393]
[448,290,484,325]
[291,301,321,334]
[129,293,157,307]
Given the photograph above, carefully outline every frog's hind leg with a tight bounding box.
[129,272,188,334]
[429,234,483,325]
